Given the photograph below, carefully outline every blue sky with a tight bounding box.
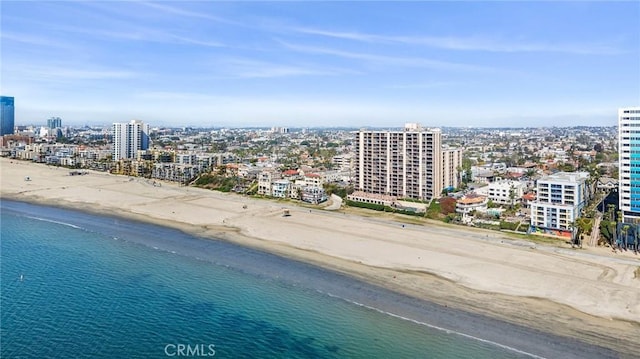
[2,1,639,128]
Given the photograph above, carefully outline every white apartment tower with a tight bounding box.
[355,123,458,201]
[619,107,640,222]
[529,172,590,239]
[112,120,150,160]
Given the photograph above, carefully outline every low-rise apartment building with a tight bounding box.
[487,180,525,206]
[529,171,590,239]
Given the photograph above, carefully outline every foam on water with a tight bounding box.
[325,293,547,359]
[25,215,83,229]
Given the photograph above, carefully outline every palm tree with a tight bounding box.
[569,220,579,248]
[508,184,516,210]
[525,168,536,179]
[606,204,616,221]
[634,225,639,254]
[621,225,630,250]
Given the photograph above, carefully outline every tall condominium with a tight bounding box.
[618,106,640,223]
[529,172,590,239]
[112,120,150,160]
[1,96,15,136]
[354,123,461,201]
[47,117,62,129]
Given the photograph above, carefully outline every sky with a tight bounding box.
[1,1,639,128]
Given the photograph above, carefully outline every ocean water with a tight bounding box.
[0,200,592,358]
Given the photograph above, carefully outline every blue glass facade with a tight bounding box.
[619,107,640,222]
[0,96,15,136]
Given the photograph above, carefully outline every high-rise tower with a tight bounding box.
[47,117,62,129]
[1,96,15,136]
[354,123,459,201]
[618,106,640,222]
[112,120,150,160]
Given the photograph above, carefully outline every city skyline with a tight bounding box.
[2,1,639,128]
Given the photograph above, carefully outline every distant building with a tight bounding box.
[47,117,62,129]
[1,96,15,136]
[529,171,590,239]
[354,123,459,201]
[112,120,150,160]
[618,106,640,223]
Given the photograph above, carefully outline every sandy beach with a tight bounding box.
[2,158,639,356]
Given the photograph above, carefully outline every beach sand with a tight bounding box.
[2,158,639,356]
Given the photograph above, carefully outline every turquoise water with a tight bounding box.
[1,202,555,358]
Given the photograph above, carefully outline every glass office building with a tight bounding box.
[1,96,15,136]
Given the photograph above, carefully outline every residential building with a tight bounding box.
[152,163,200,183]
[112,120,150,160]
[442,147,462,191]
[332,153,354,172]
[257,169,280,196]
[618,106,640,223]
[456,194,488,217]
[272,179,290,198]
[304,173,324,188]
[1,96,15,136]
[347,191,397,207]
[529,172,590,239]
[487,180,525,206]
[301,186,327,204]
[354,123,448,201]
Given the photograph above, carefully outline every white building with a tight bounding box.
[303,173,324,188]
[347,191,397,207]
[113,120,150,160]
[332,153,354,172]
[529,172,590,239]
[176,153,197,165]
[456,194,488,217]
[618,106,640,223]
[271,179,290,198]
[257,171,274,196]
[487,180,525,206]
[301,186,327,204]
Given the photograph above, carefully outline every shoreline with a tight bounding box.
[0,199,623,359]
[2,158,639,356]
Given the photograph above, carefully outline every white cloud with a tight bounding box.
[210,58,360,79]
[295,27,625,55]
[4,63,139,82]
[138,2,241,26]
[278,41,496,72]
[386,81,465,89]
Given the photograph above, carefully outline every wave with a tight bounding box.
[24,216,83,230]
[325,292,546,359]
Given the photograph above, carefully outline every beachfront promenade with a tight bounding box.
[1,157,639,355]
